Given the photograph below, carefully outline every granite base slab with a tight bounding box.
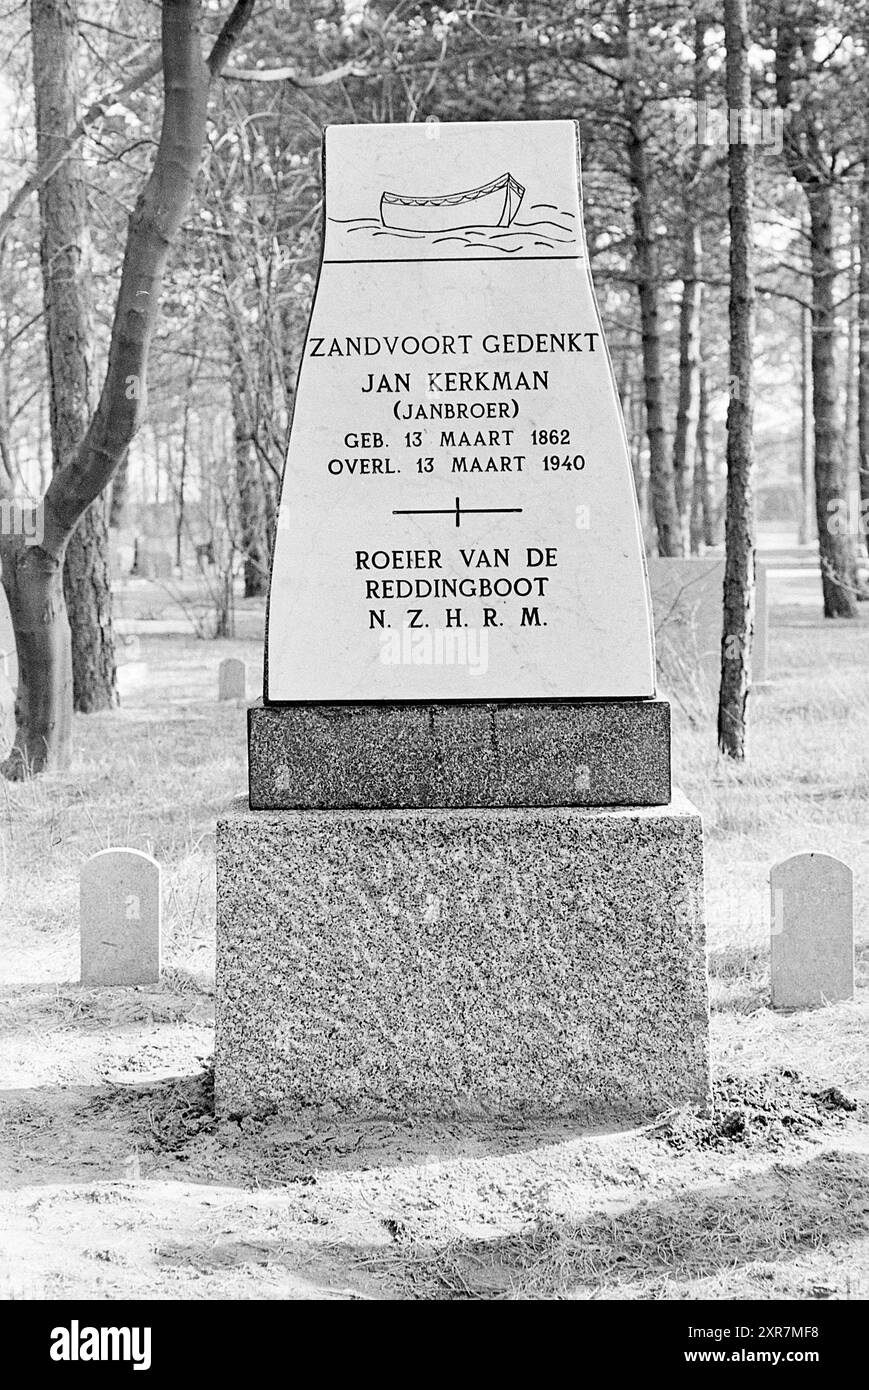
[215,792,709,1123]
[248,699,671,809]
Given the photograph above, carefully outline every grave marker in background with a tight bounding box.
[80,848,161,986]
[108,527,136,578]
[218,657,247,702]
[151,549,174,580]
[770,852,854,1008]
[649,556,768,694]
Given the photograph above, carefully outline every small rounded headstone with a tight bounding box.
[218,657,247,702]
[770,852,854,1009]
[80,848,162,986]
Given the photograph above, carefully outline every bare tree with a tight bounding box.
[859,125,869,556]
[622,3,682,557]
[775,6,858,617]
[30,0,117,712]
[718,0,756,761]
[799,299,814,546]
[672,14,707,544]
[0,0,256,776]
[690,365,717,552]
[205,93,292,598]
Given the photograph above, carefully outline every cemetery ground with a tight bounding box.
[1,575,868,1302]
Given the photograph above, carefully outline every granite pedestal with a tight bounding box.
[215,791,709,1122]
[249,699,670,809]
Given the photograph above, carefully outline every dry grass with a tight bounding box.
[671,605,869,1016]
[0,626,258,988]
[3,595,866,1001]
[0,585,867,1300]
[396,1149,869,1300]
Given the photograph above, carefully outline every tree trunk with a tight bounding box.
[799,302,813,545]
[843,201,859,472]
[775,11,858,615]
[718,0,756,761]
[808,185,858,616]
[261,451,278,565]
[859,144,869,557]
[0,526,72,771]
[62,500,116,710]
[690,364,714,553]
[673,217,702,541]
[231,368,269,598]
[31,0,117,713]
[621,368,644,515]
[620,0,681,558]
[0,402,14,491]
[627,376,652,546]
[625,86,682,556]
[176,392,191,574]
[1,0,255,775]
[674,14,706,547]
[37,389,48,495]
[212,168,275,599]
[109,452,130,528]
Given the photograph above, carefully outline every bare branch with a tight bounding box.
[0,0,260,248]
[0,48,162,247]
[224,59,369,86]
[41,0,210,555]
[207,0,257,79]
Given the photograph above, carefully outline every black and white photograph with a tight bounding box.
[0,0,866,1342]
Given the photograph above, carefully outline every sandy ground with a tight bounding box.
[1,576,868,1299]
[1,1016,866,1299]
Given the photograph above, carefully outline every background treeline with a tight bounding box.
[0,0,866,743]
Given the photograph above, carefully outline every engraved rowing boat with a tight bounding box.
[379,172,525,233]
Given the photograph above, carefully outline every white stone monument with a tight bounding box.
[218,121,709,1123]
[267,122,653,702]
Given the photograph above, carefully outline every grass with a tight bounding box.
[674,605,869,1022]
[0,581,867,1299]
[0,624,258,987]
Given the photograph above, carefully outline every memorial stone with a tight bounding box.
[218,120,709,1121]
[266,123,653,702]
